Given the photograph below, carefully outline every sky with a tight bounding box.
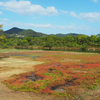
[0,0,100,35]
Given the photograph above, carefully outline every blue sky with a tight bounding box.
[0,0,100,35]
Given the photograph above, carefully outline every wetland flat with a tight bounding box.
[0,50,100,100]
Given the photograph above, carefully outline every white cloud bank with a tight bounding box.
[70,12,100,22]
[0,0,58,16]
[2,21,92,32]
[0,11,2,14]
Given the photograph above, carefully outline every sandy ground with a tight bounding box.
[0,57,58,100]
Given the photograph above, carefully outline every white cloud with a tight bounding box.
[60,10,69,15]
[0,0,58,16]
[25,23,54,28]
[70,12,100,22]
[78,25,91,31]
[69,12,77,17]
[33,17,40,19]
[0,11,2,14]
[93,0,98,3]
[2,18,9,21]
[1,21,76,30]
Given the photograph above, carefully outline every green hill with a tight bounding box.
[4,27,83,38]
[4,27,24,34]
[4,27,47,38]
[19,29,47,37]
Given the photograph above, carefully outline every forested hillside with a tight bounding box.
[4,27,82,38]
[4,27,47,38]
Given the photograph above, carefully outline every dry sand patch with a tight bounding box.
[0,57,44,79]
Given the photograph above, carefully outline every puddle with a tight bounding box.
[51,80,76,92]
[49,69,52,73]
[11,54,39,59]
[52,86,66,92]
[11,54,29,57]
[33,56,39,59]
[25,73,40,82]
[80,65,83,67]
[49,69,53,73]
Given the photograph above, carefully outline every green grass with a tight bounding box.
[89,84,98,90]
[0,49,42,53]
[0,49,30,53]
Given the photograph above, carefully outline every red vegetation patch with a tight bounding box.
[2,51,100,99]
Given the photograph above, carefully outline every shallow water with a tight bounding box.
[25,73,40,82]
[11,54,29,57]
[51,80,76,92]
[80,65,83,67]
[32,56,39,59]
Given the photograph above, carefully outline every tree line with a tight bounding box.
[0,25,100,51]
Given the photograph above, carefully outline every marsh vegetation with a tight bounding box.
[0,49,100,100]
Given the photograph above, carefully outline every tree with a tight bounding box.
[23,36,33,42]
[89,35,98,43]
[64,36,74,43]
[96,33,100,37]
[44,42,53,50]
[17,39,29,46]
[0,25,3,32]
[77,35,88,45]
[0,35,7,45]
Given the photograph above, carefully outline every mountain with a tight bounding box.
[19,29,47,37]
[4,27,47,37]
[4,27,24,34]
[4,27,82,38]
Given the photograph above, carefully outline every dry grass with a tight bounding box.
[0,57,44,80]
[60,58,81,62]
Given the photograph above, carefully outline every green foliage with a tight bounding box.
[1,29,100,50]
[59,71,63,76]
[43,73,59,77]
[43,42,53,49]
[89,84,98,90]
[0,35,7,47]
[97,33,100,37]
[89,35,98,43]
[17,39,29,46]
[0,25,3,32]
[95,78,100,83]
[52,92,66,97]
